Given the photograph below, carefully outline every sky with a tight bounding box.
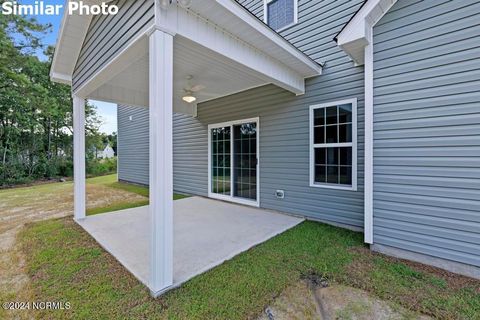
[22,0,118,134]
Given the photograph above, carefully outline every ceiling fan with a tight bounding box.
[182,75,205,103]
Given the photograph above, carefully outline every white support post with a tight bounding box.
[72,95,86,221]
[149,29,174,295]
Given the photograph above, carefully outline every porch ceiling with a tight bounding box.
[87,35,268,115]
[52,1,323,111]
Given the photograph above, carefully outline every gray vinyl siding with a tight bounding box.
[372,0,480,267]
[72,0,154,92]
[173,0,366,229]
[117,106,209,195]
[117,105,149,185]
[173,114,208,196]
[236,0,264,21]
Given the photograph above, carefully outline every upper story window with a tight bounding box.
[309,99,357,191]
[264,0,298,31]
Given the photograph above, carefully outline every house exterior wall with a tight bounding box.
[117,105,149,185]
[190,0,364,228]
[372,0,480,267]
[176,0,366,229]
[72,0,154,92]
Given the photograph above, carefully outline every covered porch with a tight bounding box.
[51,0,321,296]
[78,196,303,288]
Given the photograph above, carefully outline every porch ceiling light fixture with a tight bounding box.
[182,93,197,103]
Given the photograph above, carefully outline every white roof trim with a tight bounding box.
[51,0,322,86]
[50,0,114,85]
[335,0,398,66]
[50,14,92,85]
[49,0,69,83]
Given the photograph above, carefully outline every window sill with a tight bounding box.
[309,182,357,191]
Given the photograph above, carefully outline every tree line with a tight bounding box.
[0,6,116,186]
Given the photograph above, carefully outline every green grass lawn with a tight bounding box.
[85,174,189,215]
[0,174,189,217]
[87,174,149,196]
[19,217,479,319]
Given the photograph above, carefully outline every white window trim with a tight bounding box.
[263,0,298,32]
[309,98,358,191]
[207,117,260,207]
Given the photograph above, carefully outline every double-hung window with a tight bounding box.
[264,0,298,31]
[310,99,357,190]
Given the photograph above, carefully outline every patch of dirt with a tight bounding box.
[257,279,430,320]
[0,182,146,319]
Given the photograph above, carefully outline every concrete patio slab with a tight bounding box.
[77,196,303,291]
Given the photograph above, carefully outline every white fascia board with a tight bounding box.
[336,0,398,66]
[49,0,69,83]
[50,11,92,84]
[159,5,307,95]
[50,71,72,85]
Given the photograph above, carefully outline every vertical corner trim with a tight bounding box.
[364,28,374,244]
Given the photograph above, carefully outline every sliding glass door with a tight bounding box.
[209,118,259,206]
[210,126,231,196]
[233,123,257,201]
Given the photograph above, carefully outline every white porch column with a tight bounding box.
[149,29,174,295]
[72,95,86,220]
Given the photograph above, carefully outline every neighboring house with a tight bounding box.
[89,143,115,159]
[96,143,116,159]
[50,0,480,294]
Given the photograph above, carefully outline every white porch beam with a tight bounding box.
[89,82,149,108]
[149,29,174,296]
[158,6,307,95]
[72,95,86,221]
